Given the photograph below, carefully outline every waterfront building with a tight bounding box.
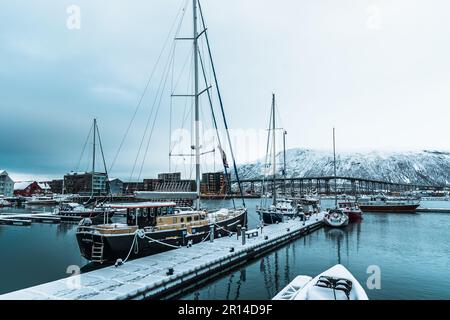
[157,172,181,183]
[122,182,145,194]
[47,179,64,194]
[38,182,52,195]
[143,178,161,191]
[14,181,42,197]
[64,172,107,196]
[201,171,231,195]
[108,178,124,195]
[0,170,14,197]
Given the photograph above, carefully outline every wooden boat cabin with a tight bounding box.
[107,202,208,231]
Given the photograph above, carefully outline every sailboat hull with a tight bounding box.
[76,209,246,264]
[258,210,299,224]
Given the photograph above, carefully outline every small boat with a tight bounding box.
[323,128,348,228]
[54,202,116,219]
[257,198,301,224]
[324,208,349,228]
[296,195,321,215]
[273,264,369,300]
[338,201,363,222]
[358,194,420,213]
[25,196,58,206]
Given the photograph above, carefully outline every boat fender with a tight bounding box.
[115,259,123,268]
[137,229,146,239]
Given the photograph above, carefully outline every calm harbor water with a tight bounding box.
[0,199,449,299]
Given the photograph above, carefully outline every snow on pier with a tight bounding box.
[0,212,84,225]
[0,213,324,300]
[0,213,61,226]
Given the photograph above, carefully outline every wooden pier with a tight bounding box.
[0,213,324,300]
[0,213,83,226]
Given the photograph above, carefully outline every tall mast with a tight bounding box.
[333,127,337,208]
[193,0,200,210]
[92,118,97,198]
[283,129,287,197]
[272,94,276,206]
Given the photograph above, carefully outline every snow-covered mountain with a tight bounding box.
[237,149,450,186]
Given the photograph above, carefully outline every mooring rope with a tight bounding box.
[199,231,211,243]
[122,232,139,263]
[143,234,180,249]
[213,222,234,235]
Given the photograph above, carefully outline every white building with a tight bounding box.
[0,170,14,197]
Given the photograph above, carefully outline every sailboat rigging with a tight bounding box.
[324,128,349,228]
[55,119,116,221]
[256,94,301,224]
[75,0,247,264]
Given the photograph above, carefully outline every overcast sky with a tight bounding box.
[1,0,449,181]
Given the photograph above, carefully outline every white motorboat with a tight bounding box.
[324,208,349,227]
[257,198,301,224]
[25,196,58,206]
[54,202,116,219]
[273,264,369,300]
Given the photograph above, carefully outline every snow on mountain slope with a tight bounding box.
[237,149,450,186]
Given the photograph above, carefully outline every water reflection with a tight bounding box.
[325,228,345,264]
[56,222,76,237]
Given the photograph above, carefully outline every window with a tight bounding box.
[187,217,192,222]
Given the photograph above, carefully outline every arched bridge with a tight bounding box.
[231,176,445,195]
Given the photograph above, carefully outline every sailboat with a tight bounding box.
[55,119,116,220]
[324,128,349,228]
[256,94,300,224]
[76,0,247,264]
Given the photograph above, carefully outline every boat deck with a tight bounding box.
[0,212,324,300]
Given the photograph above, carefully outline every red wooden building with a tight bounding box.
[13,181,42,197]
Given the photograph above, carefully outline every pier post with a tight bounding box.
[237,224,241,240]
[241,227,246,245]
[210,225,214,242]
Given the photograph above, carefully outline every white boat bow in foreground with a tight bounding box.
[273,264,368,300]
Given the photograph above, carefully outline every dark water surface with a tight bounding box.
[0,199,449,299]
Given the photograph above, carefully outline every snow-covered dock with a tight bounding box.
[0,213,62,225]
[0,212,87,226]
[0,213,324,300]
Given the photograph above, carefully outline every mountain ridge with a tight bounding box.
[236,149,450,186]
